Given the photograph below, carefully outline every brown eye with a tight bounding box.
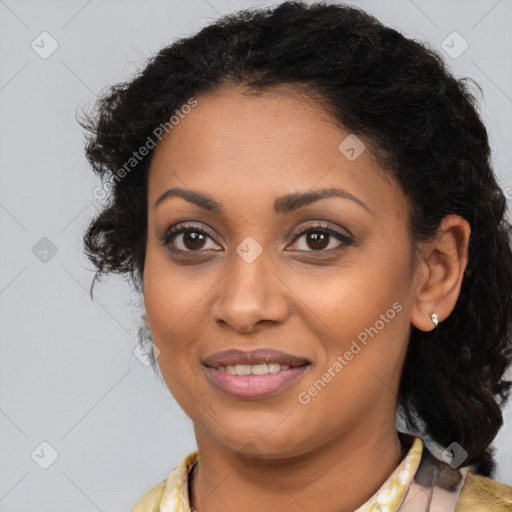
[162,224,221,253]
[304,231,330,250]
[181,231,207,250]
[290,224,353,253]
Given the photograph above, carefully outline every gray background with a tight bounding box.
[0,0,511,510]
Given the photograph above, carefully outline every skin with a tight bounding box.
[143,84,470,512]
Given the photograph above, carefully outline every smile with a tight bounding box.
[204,363,310,399]
[217,363,292,375]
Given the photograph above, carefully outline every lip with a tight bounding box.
[202,348,311,399]
[202,348,310,368]
[204,364,310,399]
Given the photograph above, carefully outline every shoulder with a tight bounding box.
[131,479,166,512]
[456,471,512,511]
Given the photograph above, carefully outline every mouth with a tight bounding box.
[214,362,308,375]
[202,348,310,369]
[202,348,311,399]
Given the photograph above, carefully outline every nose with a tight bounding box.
[210,247,289,333]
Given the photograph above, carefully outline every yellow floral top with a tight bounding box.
[132,437,512,512]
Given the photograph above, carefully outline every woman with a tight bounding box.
[80,1,512,510]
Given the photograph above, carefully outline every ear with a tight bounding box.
[410,215,471,332]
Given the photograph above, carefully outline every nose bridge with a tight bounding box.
[212,238,288,331]
[230,240,268,295]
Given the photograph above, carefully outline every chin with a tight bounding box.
[225,426,307,458]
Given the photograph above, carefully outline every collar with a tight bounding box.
[158,436,424,512]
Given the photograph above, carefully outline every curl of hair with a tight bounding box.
[80,1,512,475]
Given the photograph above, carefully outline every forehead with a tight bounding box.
[152,84,342,162]
[147,84,404,217]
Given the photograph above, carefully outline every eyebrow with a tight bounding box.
[153,186,374,216]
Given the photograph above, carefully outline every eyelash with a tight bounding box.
[290,224,353,252]
[161,222,354,255]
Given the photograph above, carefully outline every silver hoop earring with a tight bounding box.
[430,312,438,327]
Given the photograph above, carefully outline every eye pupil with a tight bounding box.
[184,231,206,250]
[307,232,329,250]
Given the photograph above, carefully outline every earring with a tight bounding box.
[430,312,438,327]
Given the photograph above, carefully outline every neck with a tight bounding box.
[189,420,411,512]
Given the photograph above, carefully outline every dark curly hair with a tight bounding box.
[80,1,512,477]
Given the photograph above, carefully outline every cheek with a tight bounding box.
[287,242,409,337]
[292,243,411,398]
[142,248,219,399]
[295,306,409,444]
[143,245,210,336]
[143,266,206,417]
[143,249,194,370]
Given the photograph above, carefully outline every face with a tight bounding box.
[143,84,418,458]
